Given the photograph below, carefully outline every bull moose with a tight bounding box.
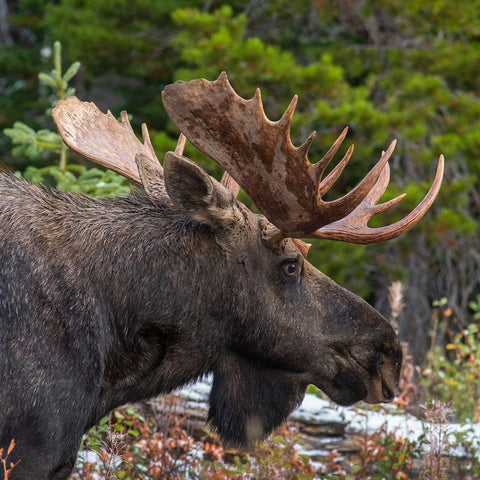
[0,72,443,479]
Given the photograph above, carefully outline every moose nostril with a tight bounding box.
[382,382,395,402]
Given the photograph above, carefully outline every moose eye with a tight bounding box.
[282,261,298,277]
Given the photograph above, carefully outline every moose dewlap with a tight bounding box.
[0,73,443,479]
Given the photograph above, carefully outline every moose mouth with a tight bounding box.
[363,373,396,404]
[348,347,399,404]
[318,348,400,407]
[327,370,397,406]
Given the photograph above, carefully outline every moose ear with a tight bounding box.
[164,151,239,228]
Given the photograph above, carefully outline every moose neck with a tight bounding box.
[88,198,233,420]
[15,186,232,425]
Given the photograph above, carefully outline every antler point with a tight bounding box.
[433,154,445,183]
[277,95,298,131]
[299,130,317,161]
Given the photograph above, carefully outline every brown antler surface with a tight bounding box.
[52,96,159,184]
[162,72,444,243]
[314,158,444,243]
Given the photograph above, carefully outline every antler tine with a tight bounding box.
[316,139,396,221]
[221,171,241,197]
[312,127,349,181]
[175,133,187,156]
[317,143,355,196]
[361,158,406,214]
[53,96,161,185]
[254,87,268,120]
[277,95,298,133]
[141,122,157,161]
[313,155,444,244]
[298,130,317,167]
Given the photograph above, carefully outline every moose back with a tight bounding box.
[0,73,442,479]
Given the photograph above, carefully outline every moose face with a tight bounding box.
[228,217,402,406]
[191,188,402,445]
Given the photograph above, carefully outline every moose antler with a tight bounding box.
[52,96,158,184]
[162,72,443,243]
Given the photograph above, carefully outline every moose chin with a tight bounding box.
[0,72,443,479]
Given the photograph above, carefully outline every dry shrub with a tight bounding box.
[388,281,423,411]
[421,400,453,480]
[396,341,423,412]
[72,397,317,479]
[317,449,350,478]
[0,440,19,480]
[353,422,421,479]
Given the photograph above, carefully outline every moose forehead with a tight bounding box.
[231,211,311,259]
[254,216,310,258]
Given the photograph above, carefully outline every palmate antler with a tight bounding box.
[52,97,188,190]
[162,72,444,244]
[53,97,156,184]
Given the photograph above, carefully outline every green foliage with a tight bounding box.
[452,427,480,478]
[19,165,130,197]
[351,423,422,480]
[374,0,480,36]
[44,0,190,75]
[3,122,62,159]
[421,302,480,422]
[4,41,76,167]
[308,241,371,299]
[38,40,80,103]
[0,1,47,99]
[469,295,480,320]
[171,5,344,103]
[84,406,144,454]
[3,41,130,197]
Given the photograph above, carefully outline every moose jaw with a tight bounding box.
[0,72,443,479]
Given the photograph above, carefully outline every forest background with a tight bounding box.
[1,0,479,366]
